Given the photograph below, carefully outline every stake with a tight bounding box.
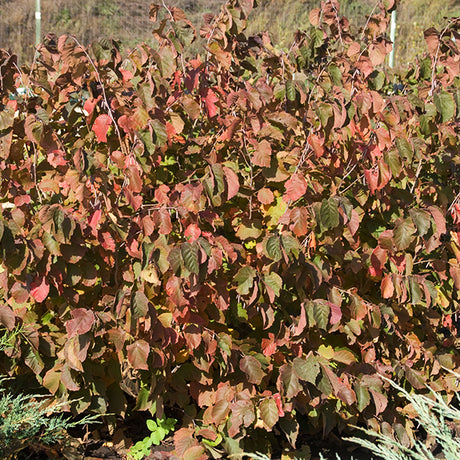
[389,9,396,68]
[35,0,41,46]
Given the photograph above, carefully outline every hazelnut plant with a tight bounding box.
[0,0,459,458]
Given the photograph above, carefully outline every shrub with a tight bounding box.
[0,1,459,457]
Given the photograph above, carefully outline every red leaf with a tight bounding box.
[370,245,387,277]
[88,208,102,232]
[126,165,143,193]
[184,223,201,242]
[166,276,187,306]
[31,276,49,303]
[126,339,150,370]
[370,388,388,415]
[329,303,342,325]
[92,114,112,142]
[273,393,285,417]
[203,87,219,118]
[364,167,379,195]
[223,166,239,200]
[174,428,198,457]
[83,96,100,117]
[283,173,307,202]
[47,150,67,167]
[307,133,325,157]
[65,308,95,338]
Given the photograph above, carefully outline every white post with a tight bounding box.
[389,9,396,68]
[35,0,41,46]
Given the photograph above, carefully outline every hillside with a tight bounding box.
[0,0,459,67]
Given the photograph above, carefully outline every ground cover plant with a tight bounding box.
[0,0,459,457]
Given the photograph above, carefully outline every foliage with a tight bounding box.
[346,374,460,460]
[0,0,459,458]
[128,415,177,460]
[0,378,100,458]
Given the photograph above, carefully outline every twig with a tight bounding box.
[329,0,343,47]
[429,18,456,96]
[70,37,128,157]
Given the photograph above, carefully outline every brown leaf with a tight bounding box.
[424,27,440,56]
[65,308,95,338]
[251,139,272,168]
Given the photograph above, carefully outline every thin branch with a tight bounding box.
[70,37,128,157]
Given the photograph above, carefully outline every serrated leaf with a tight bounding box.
[263,272,282,302]
[0,107,14,130]
[409,208,431,237]
[279,364,302,398]
[409,277,422,305]
[384,150,402,177]
[127,339,150,370]
[263,235,282,261]
[65,308,95,338]
[286,80,296,102]
[354,382,371,412]
[281,232,300,259]
[313,301,330,330]
[320,198,339,230]
[333,348,357,365]
[434,91,455,123]
[395,137,413,162]
[293,356,319,384]
[181,242,199,274]
[259,398,279,430]
[151,119,168,146]
[234,266,256,295]
[131,290,149,319]
[240,355,264,384]
[393,218,416,251]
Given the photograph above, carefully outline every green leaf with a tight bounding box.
[312,28,324,48]
[263,235,282,261]
[409,208,431,237]
[395,137,413,162]
[181,242,199,274]
[263,272,282,299]
[279,364,302,398]
[146,419,158,432]
[234,266,256,295]
[131,290,149,319]
[384,150,402,177]
[313,301,330,330]
[393,218,416,251]
[240,355,264,384]
[317,103,333,128]
[259,398,279,430]
[354,382,371,412]
[328,64,342,86]
[320,198,339,230]
[150,119,168,146]
[409,277,422,305]
[434,91,455,123]
[286,80,296,102]
[281,232,300,259]
[293,355,319,384]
